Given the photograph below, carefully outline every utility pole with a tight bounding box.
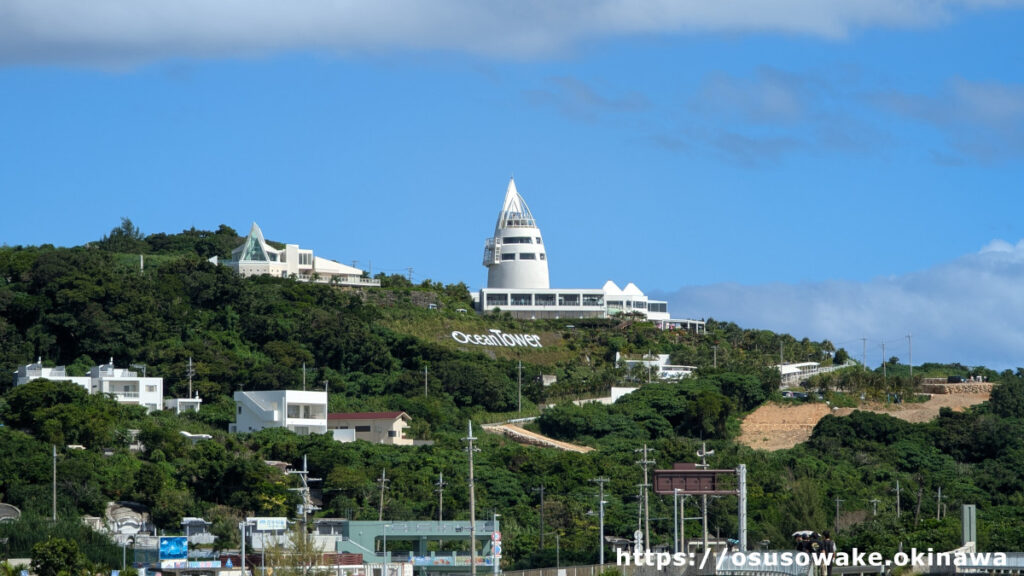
[869,499,880,516]
[697,442,714,551]
[533,485,546,550]
[635,445,655,552]
[937,486,942,521]
[780,342,784,364]
[882,341,887,386]
[287,455,320,530]
[907,333,913,384]
[517,360,523,414]
[713,345,718,369]
[835,497,843,535]
[302,362,307,391]
[407,267,414,283]
[187,357,195,398]
[591,478,608,565]
[895,480,901,519]
[424,365,429,397]
[52,444,57,521]
[435,472,446,521]
[377,469,389,521]
[464,422,480,576]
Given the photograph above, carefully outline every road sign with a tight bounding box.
[494,544,502,555]
[492,531,501,541]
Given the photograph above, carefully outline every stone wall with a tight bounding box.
[919,382,993,394]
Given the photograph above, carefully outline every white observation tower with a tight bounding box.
[483,178,550,289]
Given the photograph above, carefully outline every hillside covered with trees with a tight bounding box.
[2,222,1023,568]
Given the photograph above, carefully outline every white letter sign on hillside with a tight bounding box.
[451,329,543,348]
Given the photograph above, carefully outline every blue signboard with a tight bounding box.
[159,536,188,560]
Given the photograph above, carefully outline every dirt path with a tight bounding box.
[482,423,595,453]
[738,393,990,451]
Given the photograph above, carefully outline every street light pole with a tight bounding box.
[492,512,501,576]
[674,489,680,555]
[240,521,247,576]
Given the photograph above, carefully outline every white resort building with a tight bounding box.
[230,390,328,435]
[474,178,705,332]
[13,359,164,413]
[216,223,379,287]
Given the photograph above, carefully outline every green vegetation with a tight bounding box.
[1,222,1022,567]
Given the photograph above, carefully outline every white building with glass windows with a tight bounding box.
[474,178,704,332]
[217,222,379,287]
[12,358,164,413]
[230,390,328,435]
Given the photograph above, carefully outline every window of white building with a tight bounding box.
[536,294,556,306]
[511,294,532,306]
[558,294,580,306]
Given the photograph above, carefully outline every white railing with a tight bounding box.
[779,362,857,385]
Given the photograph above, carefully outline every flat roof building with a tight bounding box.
[13,358,164,413]
[230,390,328,435]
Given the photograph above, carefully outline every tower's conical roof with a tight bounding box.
[495,178,537,231]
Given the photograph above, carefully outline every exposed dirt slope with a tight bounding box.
[739,393,990,451]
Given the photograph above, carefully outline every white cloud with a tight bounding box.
[0,0,1020,66]
[659,240,1024,370]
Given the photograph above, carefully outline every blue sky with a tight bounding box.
[2,1,1023,369]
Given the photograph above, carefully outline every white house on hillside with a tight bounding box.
[327,411,413,445]
[13,359,164,413]
[230,390,328,435]
[217,223,379,287]
[88,361,164,413]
